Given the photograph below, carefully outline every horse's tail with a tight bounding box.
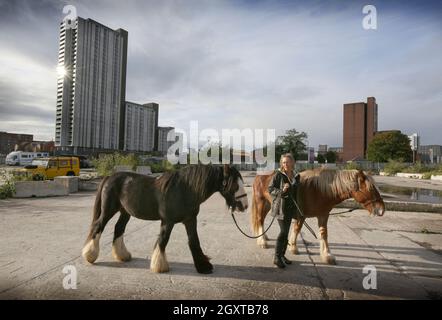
[86,176,109,242]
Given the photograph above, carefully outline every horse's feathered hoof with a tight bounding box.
[257,238,268,249]
[82,247,99,264]
[195,256,213,274]
[321,254,337,265]
[82,233,101,264]
[112,236,132,262]
[150,246,169,273]
[197,268,213,274]
[112,250,132,262]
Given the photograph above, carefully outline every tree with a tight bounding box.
[367,131,413,162]
[317,154,326,163]
[326,151,337,163]
[276,129,308,161]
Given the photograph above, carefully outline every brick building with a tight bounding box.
[343,97,378,161]
[0,132,33,155]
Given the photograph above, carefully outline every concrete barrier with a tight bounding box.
[431,175,442,181]
[396,172,424,179]
[54,176,78,193]
[79,180,99,191]
[136,166,152,175]
[114,165,133,172]
[13,181,69,198]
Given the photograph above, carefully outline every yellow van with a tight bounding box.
[18,157,80,180]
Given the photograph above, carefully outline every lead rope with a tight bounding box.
[329,208,358,215]
[230,208,277,239]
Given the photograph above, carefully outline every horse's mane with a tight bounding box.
[155,165,223,199]
[300,168,375,198]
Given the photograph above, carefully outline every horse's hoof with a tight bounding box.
[82,235,101,264]
[112,239,132,262]
[82,248,99,264]
[151,266,169,273]
[289,247,299,255]
[196,261,213,274]
[112,250,132,262]
[150,246,169,273]
[150,260,169,273]
[257,239,268,249]
[197,268,213,274]
[321,254,336,265]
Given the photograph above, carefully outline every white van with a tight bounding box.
[5,151,50,166]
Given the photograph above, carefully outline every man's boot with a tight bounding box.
[274,239,286,268]
[273,255,285,268]
[281,255,292,265]
[281,242,292,265]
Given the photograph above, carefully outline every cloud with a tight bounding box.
[0,0,441,147]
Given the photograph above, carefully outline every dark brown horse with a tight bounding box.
[251,168,385,264]
[82,164,248,274]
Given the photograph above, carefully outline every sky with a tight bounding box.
[0,0,441,150]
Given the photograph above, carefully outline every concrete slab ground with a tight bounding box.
[0,174,441,300]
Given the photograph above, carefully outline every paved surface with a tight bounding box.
[1,174,441,300]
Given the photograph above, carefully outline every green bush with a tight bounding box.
[0,169,16,199]
[12,171,39,181]
[148,160,177,173]
[344,162,361,170]
[91,153,139,177]
[421,164,442,179]
[0,182,14,199]
[366,169,379,176]
[383,159,407,175]
[422,172,433,179]
[91,153,178,176]
[402,162,433,174]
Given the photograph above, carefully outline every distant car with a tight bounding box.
[16,156,80,180]
[57,154,91,168]
[6,151,50,166]
[79,157,92,169]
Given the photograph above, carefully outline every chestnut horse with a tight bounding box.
[251,168,385,264]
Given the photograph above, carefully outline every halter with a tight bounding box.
[352,189,383,207]
[235,193,247,200]
[330,188,383,216]
[221,174,246,210]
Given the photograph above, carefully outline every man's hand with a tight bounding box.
[282,183,290,193]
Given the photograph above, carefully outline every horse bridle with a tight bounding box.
[221,177,247,208]
[352,189,383,207]
[235,193,247,200]
[331,189,383,216]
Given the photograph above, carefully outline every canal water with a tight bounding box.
[377,184,442,204]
